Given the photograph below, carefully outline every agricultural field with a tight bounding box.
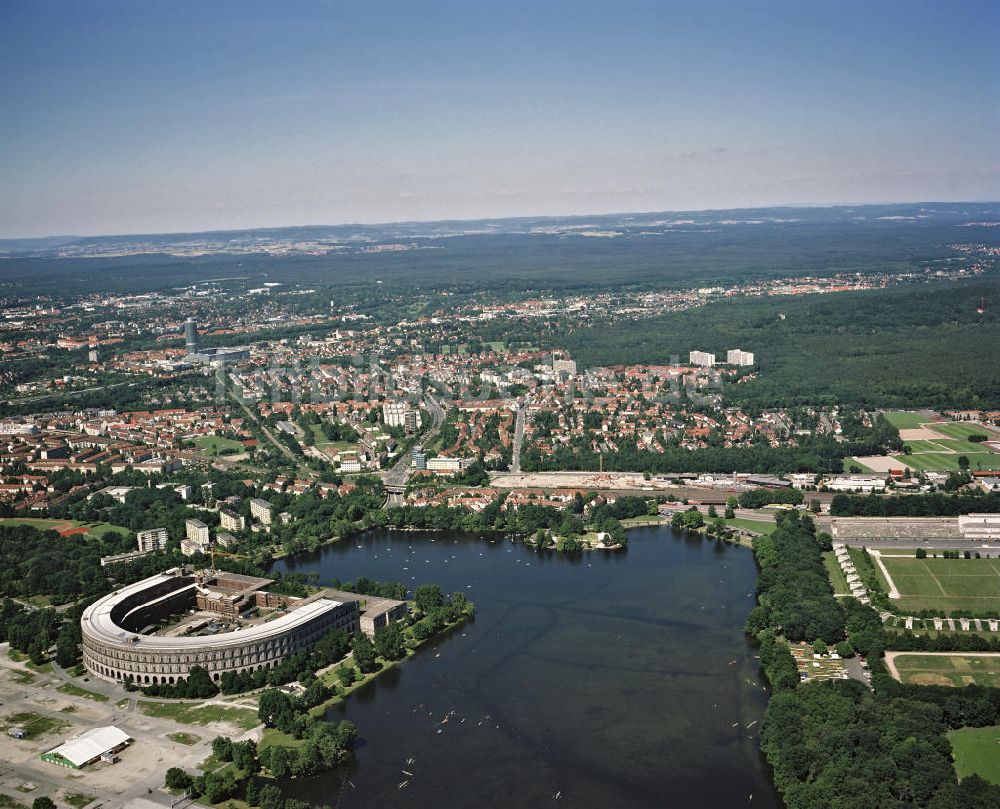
[948,724,1000,785]
[892,653,1000,688]
[878,555,1000,615]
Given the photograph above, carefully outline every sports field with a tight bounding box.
[892,653,1000,688]
[881,413,1000,471]
[879,555,1000,615]
[192,435,245,456]
[883,411,931,430]
[949,724,1000,785]
[0,518,131,539]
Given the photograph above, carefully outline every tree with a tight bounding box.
[257,784,283,809]
[32,799,56,809]
[809,498,821,514]
[724,505,735,519]
[165,767,193,791]
[211,735,234,762]
[244,778,260,807]
[373,622,406,661]
[707,504,717,518]
[233,739,259,774]
[916,547,927,559]
[257,688,294,729]
[414,583,444,614]
[336,664,355,687]
[352,632,380,673]
[264,745,292,780]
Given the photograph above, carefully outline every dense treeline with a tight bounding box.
[746,511,845,643]
[830,490,1000,517]
[522,433,898,475]
[558,279,1000,410]
[747,511,1000,807]
[763,682,998,808]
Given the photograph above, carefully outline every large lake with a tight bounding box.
[272,525,781,808]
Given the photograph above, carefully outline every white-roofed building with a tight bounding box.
[41,726,130,769]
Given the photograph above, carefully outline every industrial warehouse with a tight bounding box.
[80,568,405,684]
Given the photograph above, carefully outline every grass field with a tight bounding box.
[949,724,1000,785]
[166,731,201,745]
[894,654,1000,687]
[902,452,996,472]
[822,551,850,595]
[137,700,258,730]
[56,682,109,702]
[720,517,776,536]
[880,555,1000,615]
[883,411,931,430]
[0,517,132,540]
[192,435,245,456]
[932,422,1000,441]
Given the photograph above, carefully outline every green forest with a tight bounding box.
[555,280,1000,409]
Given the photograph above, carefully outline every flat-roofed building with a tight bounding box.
[219,509,245,532]
[689,350,716,368]
[136,527,168,553]
[185,518,210,545]
[249,498,273,525]
[726,348,755,366]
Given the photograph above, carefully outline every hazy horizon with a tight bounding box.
[2,198,998,244]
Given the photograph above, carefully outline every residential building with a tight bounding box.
[136,527,169,553]
[219,509,245,532]
[249,498,273,525]
[689,350,716,368]
[184,518,210,547]
[726,348,755,366]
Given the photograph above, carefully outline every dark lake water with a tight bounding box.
[271,526,781,809]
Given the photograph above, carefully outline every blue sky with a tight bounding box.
[1,0,997,237]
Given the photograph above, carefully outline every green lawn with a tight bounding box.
[137,701,258,730]
[894,654,1000,688]
[822,551,850,596]
[907,453,995,473]
[56,683,109,703]
[931,422,1000,441]
[166,731,201,745]
[949,724,1000,785]
[880,556,1000,615]
[883,411,930,430]
[192,435,245,456]
[720,516,776,536]
[63,793,95,809]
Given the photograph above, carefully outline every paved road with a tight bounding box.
[382,393,446,489]
[509,404,526,474]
